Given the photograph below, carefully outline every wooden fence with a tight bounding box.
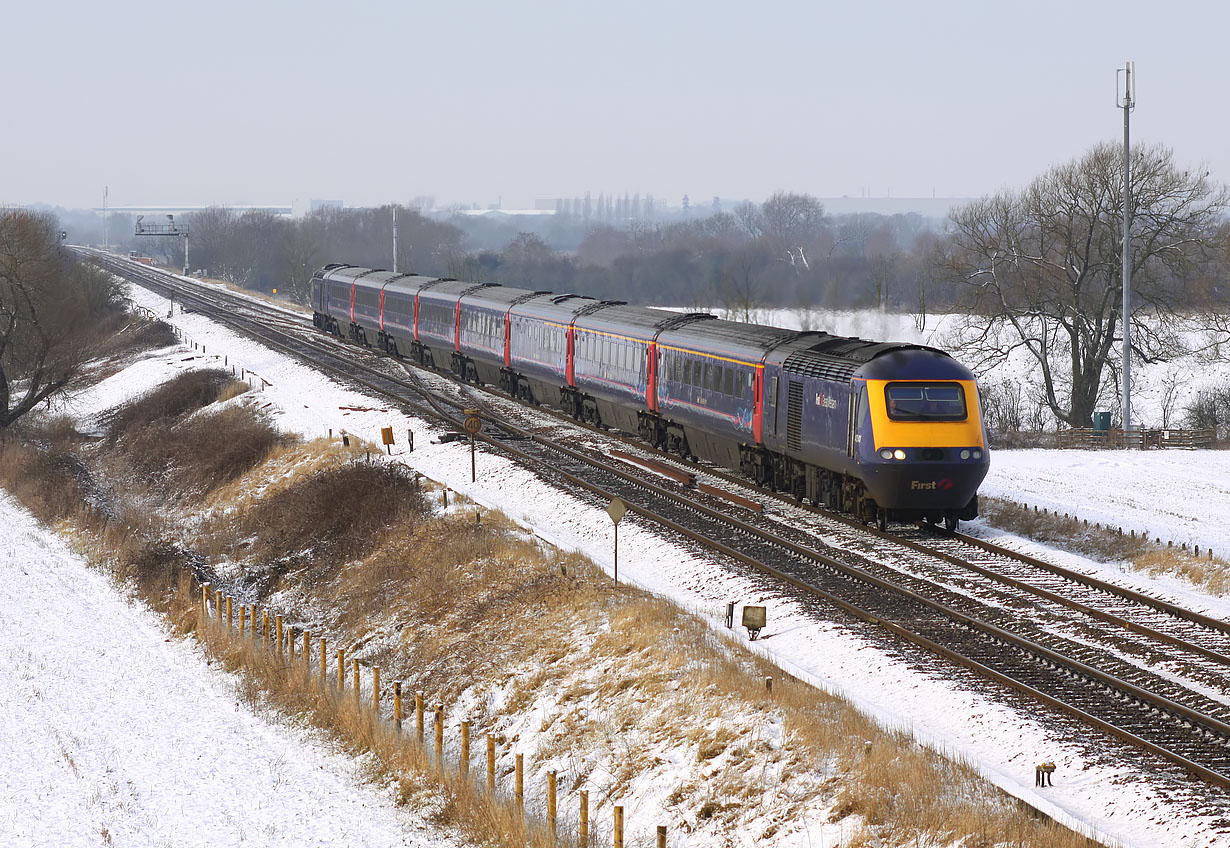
[198,582,671,848]
[1056,427,1216,450]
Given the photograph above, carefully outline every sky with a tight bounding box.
[4,0,1228,211]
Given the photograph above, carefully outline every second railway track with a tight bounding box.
[90,252,1230,791]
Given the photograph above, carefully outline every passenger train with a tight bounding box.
[311,264,989,530]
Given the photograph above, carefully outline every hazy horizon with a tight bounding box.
[5,0,1228,211]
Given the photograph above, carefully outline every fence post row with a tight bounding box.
[195,581,678,846]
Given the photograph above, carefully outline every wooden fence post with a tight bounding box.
[215,590,223,623]
[250,604,258,638]
[487,734,496,790]
[416,692,424,742]
[303,631,310,668]
[352,659,360,702]
[226,596,233,629]
[657,825,666,848]
[548,770,557,835]
[614,806,624,848]
[394,682,403,730]
[319,637,327,679]
[337,649,345,689]
[276,615,283,656]
[201,583,209,617]
[288,626,295,660]
[460,721,470,776]
[239,605,246,636]
[515,753,524,811]
[435,705,444,762]
[262,610,269,643]
[580,791,588,847]
[373,666,381,710]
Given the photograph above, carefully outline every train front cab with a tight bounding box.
[854,363,989,529]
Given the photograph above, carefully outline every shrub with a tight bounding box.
[105,368,242,440]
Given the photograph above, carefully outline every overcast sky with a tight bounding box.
[5,0,1227,211]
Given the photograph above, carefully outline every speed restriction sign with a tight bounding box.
[464,415,481,434]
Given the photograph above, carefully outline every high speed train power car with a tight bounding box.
[311,264,989,530]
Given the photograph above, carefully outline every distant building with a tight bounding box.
[309,199,344,213]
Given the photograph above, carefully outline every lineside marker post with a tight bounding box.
[607,497,627,585]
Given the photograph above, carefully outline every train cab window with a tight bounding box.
[885,383,967,421]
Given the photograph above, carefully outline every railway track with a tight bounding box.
[88,252,1230,791]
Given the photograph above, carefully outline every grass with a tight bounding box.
[982,494,1230,596]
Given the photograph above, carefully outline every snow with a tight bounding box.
[982,448,1230,558]
[29,278,1230,846]
[0,490,454,847]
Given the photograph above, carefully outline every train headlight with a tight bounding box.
[892,449,906,460]
[879,448,893,460]
[960,449,971,460]
[972,449,983,460]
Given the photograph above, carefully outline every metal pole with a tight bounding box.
[614,523,618,585]
[392,206,399,273]
[471,434,476,482]
[183,232,189,277]
[1121,61,1134,433]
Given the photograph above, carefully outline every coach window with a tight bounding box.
[724,367,735,396]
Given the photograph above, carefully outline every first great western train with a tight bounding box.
[311,264,989,530]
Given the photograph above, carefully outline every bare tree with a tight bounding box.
[936,142,1228,428]
[0,211,118,428]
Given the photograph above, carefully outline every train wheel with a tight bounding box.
[944,515,958,532]
[876,508,888,532]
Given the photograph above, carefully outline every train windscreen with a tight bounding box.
[884,383,966,421]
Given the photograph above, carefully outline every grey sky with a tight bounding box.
[5,0,1227,211]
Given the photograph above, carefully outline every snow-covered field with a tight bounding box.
[11,277,1230,847]
[0,490,453,847]
[982,449,1230,558]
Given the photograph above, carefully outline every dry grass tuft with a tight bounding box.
[982,495,1230,595]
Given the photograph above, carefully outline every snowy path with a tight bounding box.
[0,492,449,848]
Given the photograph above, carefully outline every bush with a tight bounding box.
[121,404,288,497]
[105,368,244,440]
[238,460,429,575]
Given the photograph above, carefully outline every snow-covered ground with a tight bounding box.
[982,449,1230,558]
[30,278,1230,847]
[0,490,454,847]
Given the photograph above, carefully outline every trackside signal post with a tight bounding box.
[134,214,190,276]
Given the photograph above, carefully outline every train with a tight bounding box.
[311,264,989,530]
